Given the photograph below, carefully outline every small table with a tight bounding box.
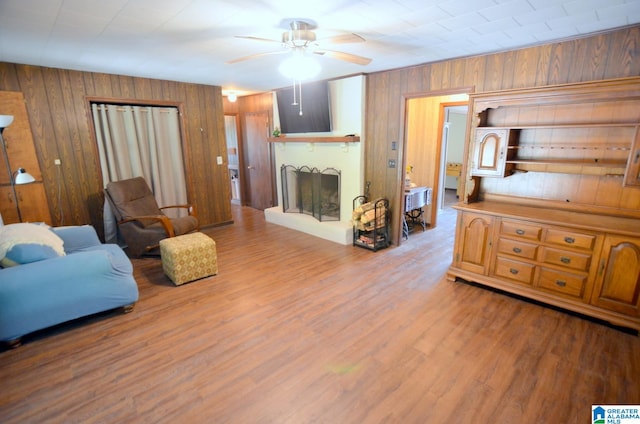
[402,186,432,239]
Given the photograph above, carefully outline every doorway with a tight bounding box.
[224,114,241,206]
[438,104,468,210]
[243,111,276,210]
[401,91,469,243]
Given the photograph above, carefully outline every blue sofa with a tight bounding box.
[0,224,139,346]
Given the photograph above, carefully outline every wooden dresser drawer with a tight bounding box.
[497,237,538,259]
[500,219,542,241]
[494,256,535,285]
[540,247,592,271]
[537,268,587,299]
[544,228,596,250]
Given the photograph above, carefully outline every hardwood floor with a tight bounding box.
[1,205,638,423]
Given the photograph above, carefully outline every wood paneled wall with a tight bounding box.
[365,25,640,244]
[1,26,637,243]
[0,63,231,239]
[223,91,273,116]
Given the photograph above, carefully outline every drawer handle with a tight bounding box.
[564,237,575,244]
[516,229,525,235]
[555,280,567,287]
[560,256,571,264]
[513,247,522,254]
[510,268,519,275]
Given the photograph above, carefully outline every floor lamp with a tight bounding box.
[0,114,36,223]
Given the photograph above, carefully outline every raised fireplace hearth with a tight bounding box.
[281,165,341,222]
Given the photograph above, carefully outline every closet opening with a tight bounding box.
[88,99,190,243]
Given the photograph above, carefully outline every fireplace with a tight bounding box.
[281,165,341,222]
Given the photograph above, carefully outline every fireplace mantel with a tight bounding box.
[267,136,360,143]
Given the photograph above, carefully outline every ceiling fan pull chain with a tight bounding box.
[291,78,298,106]
[299,79,303,116]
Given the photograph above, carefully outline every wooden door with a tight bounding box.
[454,211,495,275]
[243,112,275,210]
[0,91,42,185]
[591,235,640,317]
[471,128,516,177]
[0,183,51,224]
[0,90,51,224]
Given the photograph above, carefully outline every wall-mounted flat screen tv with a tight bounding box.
[276,81,332,133]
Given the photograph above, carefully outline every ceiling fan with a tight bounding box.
[226,20,372,66]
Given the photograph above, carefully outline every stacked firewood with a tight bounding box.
[352,199,386,231]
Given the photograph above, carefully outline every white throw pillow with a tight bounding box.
[0,223,65,267]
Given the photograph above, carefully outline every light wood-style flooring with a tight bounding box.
[1,204,639,423]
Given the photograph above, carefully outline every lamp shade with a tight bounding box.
[14,168,35,184]
[0,115,14,129]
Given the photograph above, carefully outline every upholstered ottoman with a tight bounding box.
[159,232,217,285]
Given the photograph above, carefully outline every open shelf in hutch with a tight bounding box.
[471,107,640,183]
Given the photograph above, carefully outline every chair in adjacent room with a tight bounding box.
[105,176,199,257]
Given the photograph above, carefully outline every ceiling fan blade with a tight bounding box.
[234,35,282,44]
[317,33,365,44]
[314,49,372,66]
[226,50,287,64]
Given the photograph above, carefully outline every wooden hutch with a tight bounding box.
[448,77,640,331]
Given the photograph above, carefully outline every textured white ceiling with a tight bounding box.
[1,0,638,97]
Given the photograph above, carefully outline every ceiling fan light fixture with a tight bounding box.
[278,50,320,80]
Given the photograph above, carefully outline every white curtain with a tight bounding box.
[92,104,188,243]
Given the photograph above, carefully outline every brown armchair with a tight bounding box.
[104,176,199,257]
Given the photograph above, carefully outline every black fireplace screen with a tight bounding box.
[281,165,341,222]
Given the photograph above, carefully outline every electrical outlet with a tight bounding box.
[388,159,396,168]
[216,156,223,165]
[54,159,61,165]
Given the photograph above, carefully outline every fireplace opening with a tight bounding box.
[281,165,340,222]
